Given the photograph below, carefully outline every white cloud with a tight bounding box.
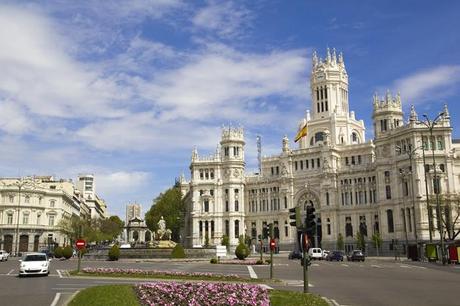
[394,65,460,104]
[192,1,252,38]
[0,5,130,121]
[96,171,151,194]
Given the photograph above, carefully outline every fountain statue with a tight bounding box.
[155,216,175,248]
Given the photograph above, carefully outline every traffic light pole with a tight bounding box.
[269,223,274,279]
[303,248,308,293]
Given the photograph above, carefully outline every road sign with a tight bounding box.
[76,239,86,250]
[270,239,276,251]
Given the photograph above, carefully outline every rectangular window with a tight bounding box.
[300,160,303,170]
[317,158,320,168]
[234,220,239,238]
[225,220,229,237]
[294,161,298,171]
[225,201,229,212]
[358,155,362,164]
[386,185,392,199]
[204,200,209,212]
[345,157,349,165]
[235,200,239,212]
[311,159,315,168]
[387,210,394,233]
[305,160,309,168]
[7,214,13,224]
[37,214,41,225]
[49,215,55,226]
[271,167,274,175]
[351,156,355,165]
[23,214,29,225]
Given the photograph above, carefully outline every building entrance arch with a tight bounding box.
[294,190,322,248]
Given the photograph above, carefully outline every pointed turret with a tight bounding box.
[443,103,450,119]
[409,105,418,122]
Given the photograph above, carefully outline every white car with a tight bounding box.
[19,253,51,277]
[322,250,330,260]
[119,243,131,249]
[0,250,9,261]
[308,247,323,260]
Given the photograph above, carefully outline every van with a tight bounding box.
[308,248,323,260]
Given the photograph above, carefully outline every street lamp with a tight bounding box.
[396,144,421,259]
[417,112,447,265]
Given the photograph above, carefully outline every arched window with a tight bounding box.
[315,132,324,143]
[351,132,359,144]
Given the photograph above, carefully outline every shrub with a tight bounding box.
[210,258,218,264]
[108,245,120,261]
[256,259,264,265]
[171,244,186,259]
[235,243,249,260]
[54,247,63,259]
[221,235,230,250]
[265,259,271,264]
[63,246,73,259]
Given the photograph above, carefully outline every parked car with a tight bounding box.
[308,248,323,260]
[322,250,330,260]
[0,250,9,261]
[119,243,131,249]
[326,250,344,261]
[19,253,51,277]
[347,250,365,262]
[288,250,303,260]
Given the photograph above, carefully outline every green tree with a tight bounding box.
[356,232,365,252]
[145,186,185,242]
[336,233,344,251]
[371,232,383,256]
[100,216,125,241]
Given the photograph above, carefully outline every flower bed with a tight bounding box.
[81,267,241,280]
[136,282,270,306]
[217,259,264,265]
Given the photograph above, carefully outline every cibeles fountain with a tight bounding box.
[151,216,176,248]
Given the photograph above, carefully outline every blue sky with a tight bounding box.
[1,0,459,219]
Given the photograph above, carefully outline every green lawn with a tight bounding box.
[68,285,139,306]
[270,289,328,306]
[68,285,328,306]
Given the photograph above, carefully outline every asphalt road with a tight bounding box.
[0,255,458,306]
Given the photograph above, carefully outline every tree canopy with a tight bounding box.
[145,185,185,242]
[58,215,124,244]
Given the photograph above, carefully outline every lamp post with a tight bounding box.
[397,144,421,259]
[417,112,446,265]
[419,142,433,242]
[397,167,410,257]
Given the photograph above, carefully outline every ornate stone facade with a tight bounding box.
[180,49,460,255]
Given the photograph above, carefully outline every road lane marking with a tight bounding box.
[7,269,14,275]
[247,266,258,279]
[57,270,63,278]
[50,292,61,306]
[285,280,314,287]
[52,288,82,290]
[400,264,410,268]
[259,284,273,290]
[341,264,349,267]
[312,263,319,267]
[371,265,381,268]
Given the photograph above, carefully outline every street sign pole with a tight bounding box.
[77,249,81,273]
[301,233,309,293]
[269,224,274,279]
[76,239,86,273]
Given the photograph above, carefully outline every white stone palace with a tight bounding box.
[180,48,460,255]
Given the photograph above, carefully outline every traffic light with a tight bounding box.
[305,206,316,234]
[263,225,269,239]
[289,206,301,227]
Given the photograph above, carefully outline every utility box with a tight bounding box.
[426,244,437,262]
[448,246,458,264]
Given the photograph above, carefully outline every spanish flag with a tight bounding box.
[294,123,307,142]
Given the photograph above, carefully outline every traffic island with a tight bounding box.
[68,283,328,306]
